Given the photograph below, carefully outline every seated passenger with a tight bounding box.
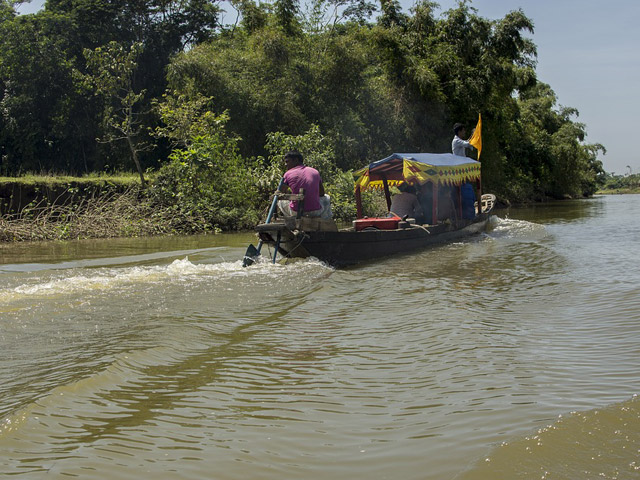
[390,183,423,220]
[417,182,433,224]
[437,185,457,222]
[277,151,332,219]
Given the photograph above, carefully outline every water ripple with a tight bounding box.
[2,198,640,479]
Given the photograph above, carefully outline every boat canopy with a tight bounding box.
[353,153,481,192]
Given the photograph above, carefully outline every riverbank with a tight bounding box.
[1,173,612,243]
[1,172,370,243]
[0,174,141,215]
[0,174,225,242]
[0,187,191,242]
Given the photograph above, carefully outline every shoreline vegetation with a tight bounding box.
[0,175,155,242]
[1,0,615,243]
[3,171,635,244]
[0,169,387,242]
[0,174,229,242]
[595,173,640,195]
[596,188,640,195]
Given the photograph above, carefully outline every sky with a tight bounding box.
[16,0,640,174]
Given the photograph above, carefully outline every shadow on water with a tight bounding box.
[47,296,321,444]
[0,232,258,268]
[1,254,341,476]
[495,196,606,225]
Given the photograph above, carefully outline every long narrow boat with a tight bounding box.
[253,152,495,267]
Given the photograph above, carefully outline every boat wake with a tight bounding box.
[485,215,548,242]
[0,255,331,305]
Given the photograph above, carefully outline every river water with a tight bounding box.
[1,194,639,479]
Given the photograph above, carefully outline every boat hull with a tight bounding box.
[257,214,492,267]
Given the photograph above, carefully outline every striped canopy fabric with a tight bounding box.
[353,153,481,191]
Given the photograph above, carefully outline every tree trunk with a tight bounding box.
[127,135,146,187]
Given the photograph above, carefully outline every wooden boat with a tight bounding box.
[252,153,495,267]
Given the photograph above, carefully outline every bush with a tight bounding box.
[262,124,338,183]
[150,110,261,231]
[324,170,356,221]
[151,98,263,231]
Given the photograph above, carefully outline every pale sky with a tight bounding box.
[16,0,638,174]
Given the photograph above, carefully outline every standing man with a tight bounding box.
[452,122,479,218]
[452,123,475,158]
[278,151,331,218]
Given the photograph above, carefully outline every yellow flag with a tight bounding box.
[468,113,482,160]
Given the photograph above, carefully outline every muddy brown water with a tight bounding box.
[1,194,639,479]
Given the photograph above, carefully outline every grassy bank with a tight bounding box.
[0,173,143,215]
[0,173,224,242]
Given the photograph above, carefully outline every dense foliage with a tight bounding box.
[0,0,606,229]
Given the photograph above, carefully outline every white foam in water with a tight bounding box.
[1,255,330,303]
[487,216,547,240]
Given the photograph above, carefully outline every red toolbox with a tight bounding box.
[353,216,400,231]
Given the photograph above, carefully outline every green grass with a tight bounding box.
[0,172,144,187]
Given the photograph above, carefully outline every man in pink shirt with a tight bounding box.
[278,151,331,218]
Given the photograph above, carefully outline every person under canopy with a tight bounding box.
[390,183,423,220]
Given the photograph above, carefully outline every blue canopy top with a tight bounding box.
[371,153,479,169]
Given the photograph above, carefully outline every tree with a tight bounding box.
[0,10,94,173]
[0,0,225,175]
[1,0,605,203]
[378,0,406,28]
[274,0,301,35]
[82,41,150,184]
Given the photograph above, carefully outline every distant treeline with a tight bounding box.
[598,173,640,194]
[1,0,606,218]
